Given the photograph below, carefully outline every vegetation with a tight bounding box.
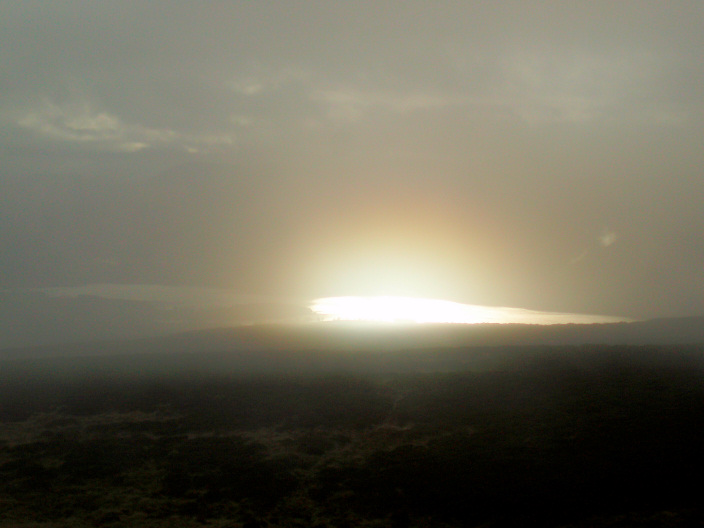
[1,344,703,527]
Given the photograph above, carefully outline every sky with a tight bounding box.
[2,1,704,339]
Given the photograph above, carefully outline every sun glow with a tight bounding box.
[310,296,508,324]
[310,296,634,325]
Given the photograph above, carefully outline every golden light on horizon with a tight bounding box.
[293,186,491,304]
[310,296,509,324]
[310,296,634,325]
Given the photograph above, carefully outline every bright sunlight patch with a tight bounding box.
[310,296,507,324]
[310,296,633,325]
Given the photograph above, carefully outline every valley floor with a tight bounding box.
[2,345,704,527]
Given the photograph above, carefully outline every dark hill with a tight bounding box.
[2,316,704,362]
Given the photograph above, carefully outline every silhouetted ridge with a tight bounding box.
[3,316,704,362]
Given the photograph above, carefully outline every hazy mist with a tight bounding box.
[3,2,704,345]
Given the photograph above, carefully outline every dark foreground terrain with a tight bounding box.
[2,342,704,527]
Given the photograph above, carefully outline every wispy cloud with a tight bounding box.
[495,50,655,124]
[228,67,309,96]
[224,46,684,130]
[17,98,234,152]
[570,228,619,265]
[599,229,618,247]
[314,89,452,122]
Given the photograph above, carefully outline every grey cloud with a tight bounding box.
[2,2,698,150]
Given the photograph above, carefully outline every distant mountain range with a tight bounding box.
[2,316,704,362]
[0,289,314,349]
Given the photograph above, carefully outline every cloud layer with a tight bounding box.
[2,1,704,321]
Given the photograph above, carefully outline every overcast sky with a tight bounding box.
[2,1,704,321]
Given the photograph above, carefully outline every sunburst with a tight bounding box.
[310,296,506,324]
